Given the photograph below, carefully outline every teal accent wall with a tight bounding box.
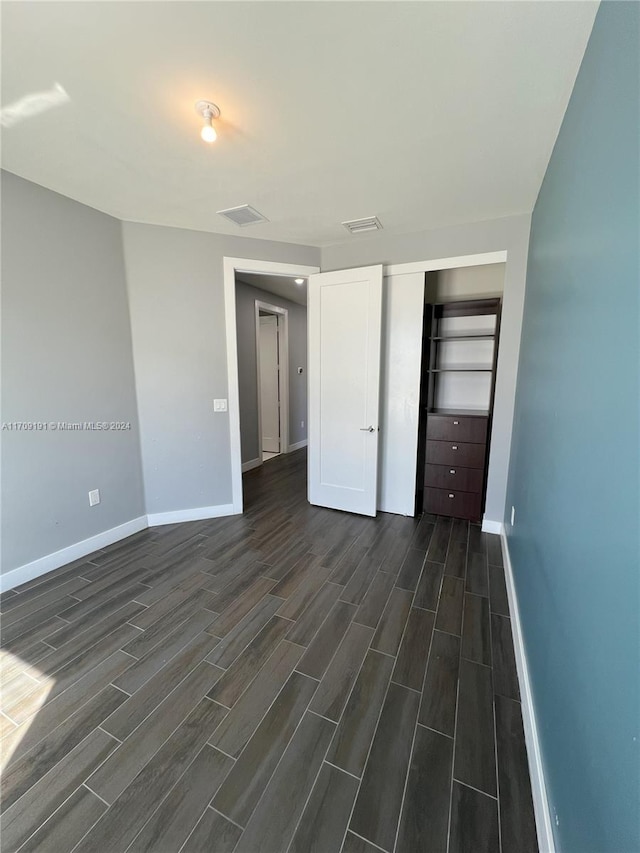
[506,3,639,851]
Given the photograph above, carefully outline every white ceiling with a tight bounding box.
[1,1,598,246]
[236,273,308,307]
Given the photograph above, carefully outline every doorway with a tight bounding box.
[256,303,287,463]
[227,258,319,513]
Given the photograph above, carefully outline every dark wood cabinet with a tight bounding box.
[424,487,482,520]
[424,463,484,493]
[426,414,487,444]
[425,439,486,469]
[416,297,501,522]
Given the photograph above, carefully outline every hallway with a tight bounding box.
[1,449,537,852]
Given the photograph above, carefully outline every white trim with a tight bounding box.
[147,503,237,527]
[481,519,504,535]
[223,257,245,516]
[255,300,290,457]
[384,250,507,278]
[223,257,319,515]
[242,457,262,473]
[228,259,320,279]
[501,533,556,853]
[288,439,308,452]
[0,516,148,593]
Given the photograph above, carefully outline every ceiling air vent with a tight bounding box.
[217,204,268,227]
[342,216,382,235]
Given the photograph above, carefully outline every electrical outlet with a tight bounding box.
[88,489,100,507]
[297,367,303,374]
[301,420,305,429]
[511,505,516,526]
[213,399,228,412]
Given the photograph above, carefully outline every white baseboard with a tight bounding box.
[287,439,308,452]
[146,503,238,527]
[1,500,243,592]
[241,458,262,473]
[482,518,504,534]
[501,533,555,853]
[0,516,148,593]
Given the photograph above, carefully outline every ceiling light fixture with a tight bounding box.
[195,100,220,143]
[294,278,305,285]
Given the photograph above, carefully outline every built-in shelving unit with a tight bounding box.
[415,297,502,521]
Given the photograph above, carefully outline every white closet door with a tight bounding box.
[378,271,426,515]
[308,265,383,516]
[259,315,280,454]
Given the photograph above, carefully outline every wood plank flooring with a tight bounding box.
[0,449,538,853]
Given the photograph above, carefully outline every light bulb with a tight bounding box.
[195,101,220,144]
[294,278,304,285]
[201,119,217,143]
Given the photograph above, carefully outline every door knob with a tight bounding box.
[359,426,375,432]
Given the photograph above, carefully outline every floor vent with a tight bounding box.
[341,216,382,235]
[217,204,268,227]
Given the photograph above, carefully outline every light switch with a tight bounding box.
[214,399,228,412]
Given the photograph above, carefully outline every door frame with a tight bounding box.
[255,300,289,463]
[223,257,320,514]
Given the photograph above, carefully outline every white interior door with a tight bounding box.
[378,271,426,515]
[308,265,383,516]
[259,314,280,454]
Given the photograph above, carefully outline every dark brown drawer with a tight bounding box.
[426,440,486,469]
[425,463,484,493]
[427,415,488,444]
[424,487,482,521]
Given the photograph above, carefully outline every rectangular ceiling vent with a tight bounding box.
[342,216,382,235]
[217,204,268,227]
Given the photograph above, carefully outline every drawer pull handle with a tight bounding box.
[448,493,455,499]
[453,420,459,425]
[452,445,458,450]
[450,469,456,474]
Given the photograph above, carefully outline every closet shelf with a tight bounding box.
[429,366,493,373]
[426,407,490,417]
[432,335,495,342]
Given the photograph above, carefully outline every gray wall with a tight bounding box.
[1,172,145,574]
[235,280,307,464]
[506,3,639,849]
[122,222,318,515]
[321,215,530,526]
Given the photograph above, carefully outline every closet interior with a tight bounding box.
[416,265,505,522]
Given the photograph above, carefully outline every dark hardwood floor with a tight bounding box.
[0,449,538,853]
